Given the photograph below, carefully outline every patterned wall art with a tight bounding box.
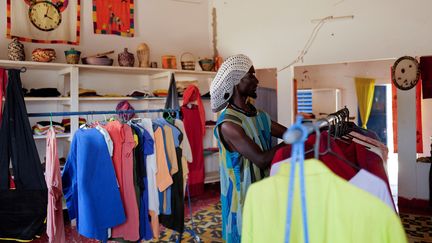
[93,0,134,37]
[7,0,81,45]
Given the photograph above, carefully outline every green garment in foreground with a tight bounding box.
[242,159,407,243]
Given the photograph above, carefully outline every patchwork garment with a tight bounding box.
[214,106,272,243]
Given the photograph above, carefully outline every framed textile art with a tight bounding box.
[6,0,80,45]
[92,0,134,37]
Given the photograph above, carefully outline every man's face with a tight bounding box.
[238,66,259,99]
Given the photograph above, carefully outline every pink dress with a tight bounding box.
[45,127,66,243]
[104,121,140,241]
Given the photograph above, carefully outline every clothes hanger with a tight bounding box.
[319,116,361,171]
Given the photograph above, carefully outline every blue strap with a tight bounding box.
[285,116,309,243]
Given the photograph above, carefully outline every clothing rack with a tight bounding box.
[28,108,201,242]
[283,107,349,144]
[27,108,179,117]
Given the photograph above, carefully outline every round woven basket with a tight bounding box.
[180,52,196,70]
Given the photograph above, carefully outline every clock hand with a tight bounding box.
[45,6,49,17]
[46,15,53,20]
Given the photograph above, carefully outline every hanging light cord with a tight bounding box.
[279,15,354,72]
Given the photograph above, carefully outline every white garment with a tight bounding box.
[349,169,395,210]
[139,119,159,215]
[174,119,193,195]
[95,125,114,156]
[270,158,291,177]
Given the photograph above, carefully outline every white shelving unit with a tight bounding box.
[0,59,219,182]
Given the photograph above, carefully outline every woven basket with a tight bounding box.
[180,52,196,70]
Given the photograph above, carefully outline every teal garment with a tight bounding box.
[214,105,272,243]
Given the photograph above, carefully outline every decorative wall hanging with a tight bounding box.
[6,0,81,45]
[92,0,134,37]
[391,56,420,90]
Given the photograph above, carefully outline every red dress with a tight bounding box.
[181,104,204,196]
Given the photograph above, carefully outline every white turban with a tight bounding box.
[210,54,253,112]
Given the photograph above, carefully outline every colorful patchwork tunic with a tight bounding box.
[214,106,272,243]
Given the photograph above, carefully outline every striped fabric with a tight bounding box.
[214,106,272,243]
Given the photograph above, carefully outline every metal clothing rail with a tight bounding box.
[283,107,348,144]
[27,108,179,117]
[28,107,202,242]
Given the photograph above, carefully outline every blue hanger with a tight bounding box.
[285,115,309,243]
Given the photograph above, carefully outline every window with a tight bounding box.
[297,89,313,113]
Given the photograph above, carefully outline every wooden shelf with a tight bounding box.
[25,97,71,101]
[0,60,70,70]
[79,96,166,101]
[0,60,216,76]
[76,64,216,76]
[33,133,71,140]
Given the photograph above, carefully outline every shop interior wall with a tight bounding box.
[0,0,213,66]
[294,60,432,200]
[213,0,432,201]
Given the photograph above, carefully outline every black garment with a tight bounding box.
[159,125,184,233]
[26,88,61,97]
[0,69,47,241]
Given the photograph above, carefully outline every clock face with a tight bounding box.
[29,1,62,31]
[392,56,420,90]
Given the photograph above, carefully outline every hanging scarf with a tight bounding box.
[182,85,205,136]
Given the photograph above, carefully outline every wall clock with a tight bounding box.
[7,0,80,44]
[28,1,62,31]
[391,56,420,90]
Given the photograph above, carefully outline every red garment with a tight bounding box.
[45,128,66,243]
[335,139,396,210]
[181,104,204,196]
[104,121,140,241]
[182,85,205,136]
[420,56,432,99]
[0,69,7,127]
[272,132,357,181]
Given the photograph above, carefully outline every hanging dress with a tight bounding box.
[181,85,205,196]
[0,69,47,241]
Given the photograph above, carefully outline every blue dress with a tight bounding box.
[62,128,126,241]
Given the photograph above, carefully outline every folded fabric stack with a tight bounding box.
[127,90,153,98]
[26,88,61,97]
[153,89,168,97]
[62,118,87,133]
[32,121,65,135]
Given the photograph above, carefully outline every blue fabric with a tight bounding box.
[155,118,181,147]
[285,116,309,243]
[130,124,154,241]
[152,122,172,215]
[62,129,125,241]
[140,179,153,240]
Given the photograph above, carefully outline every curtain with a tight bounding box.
[355,77,375,129]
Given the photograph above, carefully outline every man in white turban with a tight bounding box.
[211,54,287,243]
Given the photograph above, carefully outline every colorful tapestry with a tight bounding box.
[7,0,80,45]
[92,0,134,37]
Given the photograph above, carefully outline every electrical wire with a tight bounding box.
[279,16,333,72]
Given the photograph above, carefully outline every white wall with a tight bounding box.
[212,0,432,124]
[294,60,395,116]
[213,0,432,200]
[292,60,432,200]
[0,0,212,66]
